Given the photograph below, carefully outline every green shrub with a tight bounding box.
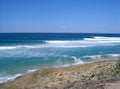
[112,57,120,77]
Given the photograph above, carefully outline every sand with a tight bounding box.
[0,60,120,89]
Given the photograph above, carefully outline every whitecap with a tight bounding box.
[1,36,120,50]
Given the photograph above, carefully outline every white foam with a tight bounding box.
[45,40,70,43]
[27,69,37,73]
[84,36,120,43]
[0,46,17,50]
[83,53,120,59]
[0,74,23,84]
[83,55,102,59]
[46,36,120,47]
[0,44,91,50]
[1,36,120,50]
[0,69,38,84]
[0,67,55,84]
[107,54,120,57]
[71,56,84,64]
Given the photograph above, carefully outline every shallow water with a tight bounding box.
[0,33,120,83]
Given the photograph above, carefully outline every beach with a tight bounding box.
[0,33,120,88]
[1,0,120,88]
[1,60,120,89]
[0,33,120,83]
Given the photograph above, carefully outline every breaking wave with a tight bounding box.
[83,54,119,59]
[0,69,38,84]
[0,73,23,84]
[0,36,120,50]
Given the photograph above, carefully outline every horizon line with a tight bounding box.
[0,32,120,34]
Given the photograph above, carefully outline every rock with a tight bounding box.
[58,73,62,76]
[91,76,99,81]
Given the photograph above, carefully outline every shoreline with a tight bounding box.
[0,60,118,89]
[0,52,119,84]
[0,57,118,84]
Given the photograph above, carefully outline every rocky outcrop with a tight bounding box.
[0,60,117,89]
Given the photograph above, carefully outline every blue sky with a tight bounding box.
[0,0,120,33]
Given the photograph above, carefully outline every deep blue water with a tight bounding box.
[0,33,120,83]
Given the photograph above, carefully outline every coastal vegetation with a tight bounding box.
[112,57,120,77]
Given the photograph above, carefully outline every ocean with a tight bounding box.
[0,33,120,83]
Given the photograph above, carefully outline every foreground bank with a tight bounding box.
[0,60,119,89]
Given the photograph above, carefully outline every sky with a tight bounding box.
[0,0,120,33]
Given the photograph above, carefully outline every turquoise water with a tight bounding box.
[0,33,120,83]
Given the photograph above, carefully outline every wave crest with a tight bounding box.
[0,36,120,50]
